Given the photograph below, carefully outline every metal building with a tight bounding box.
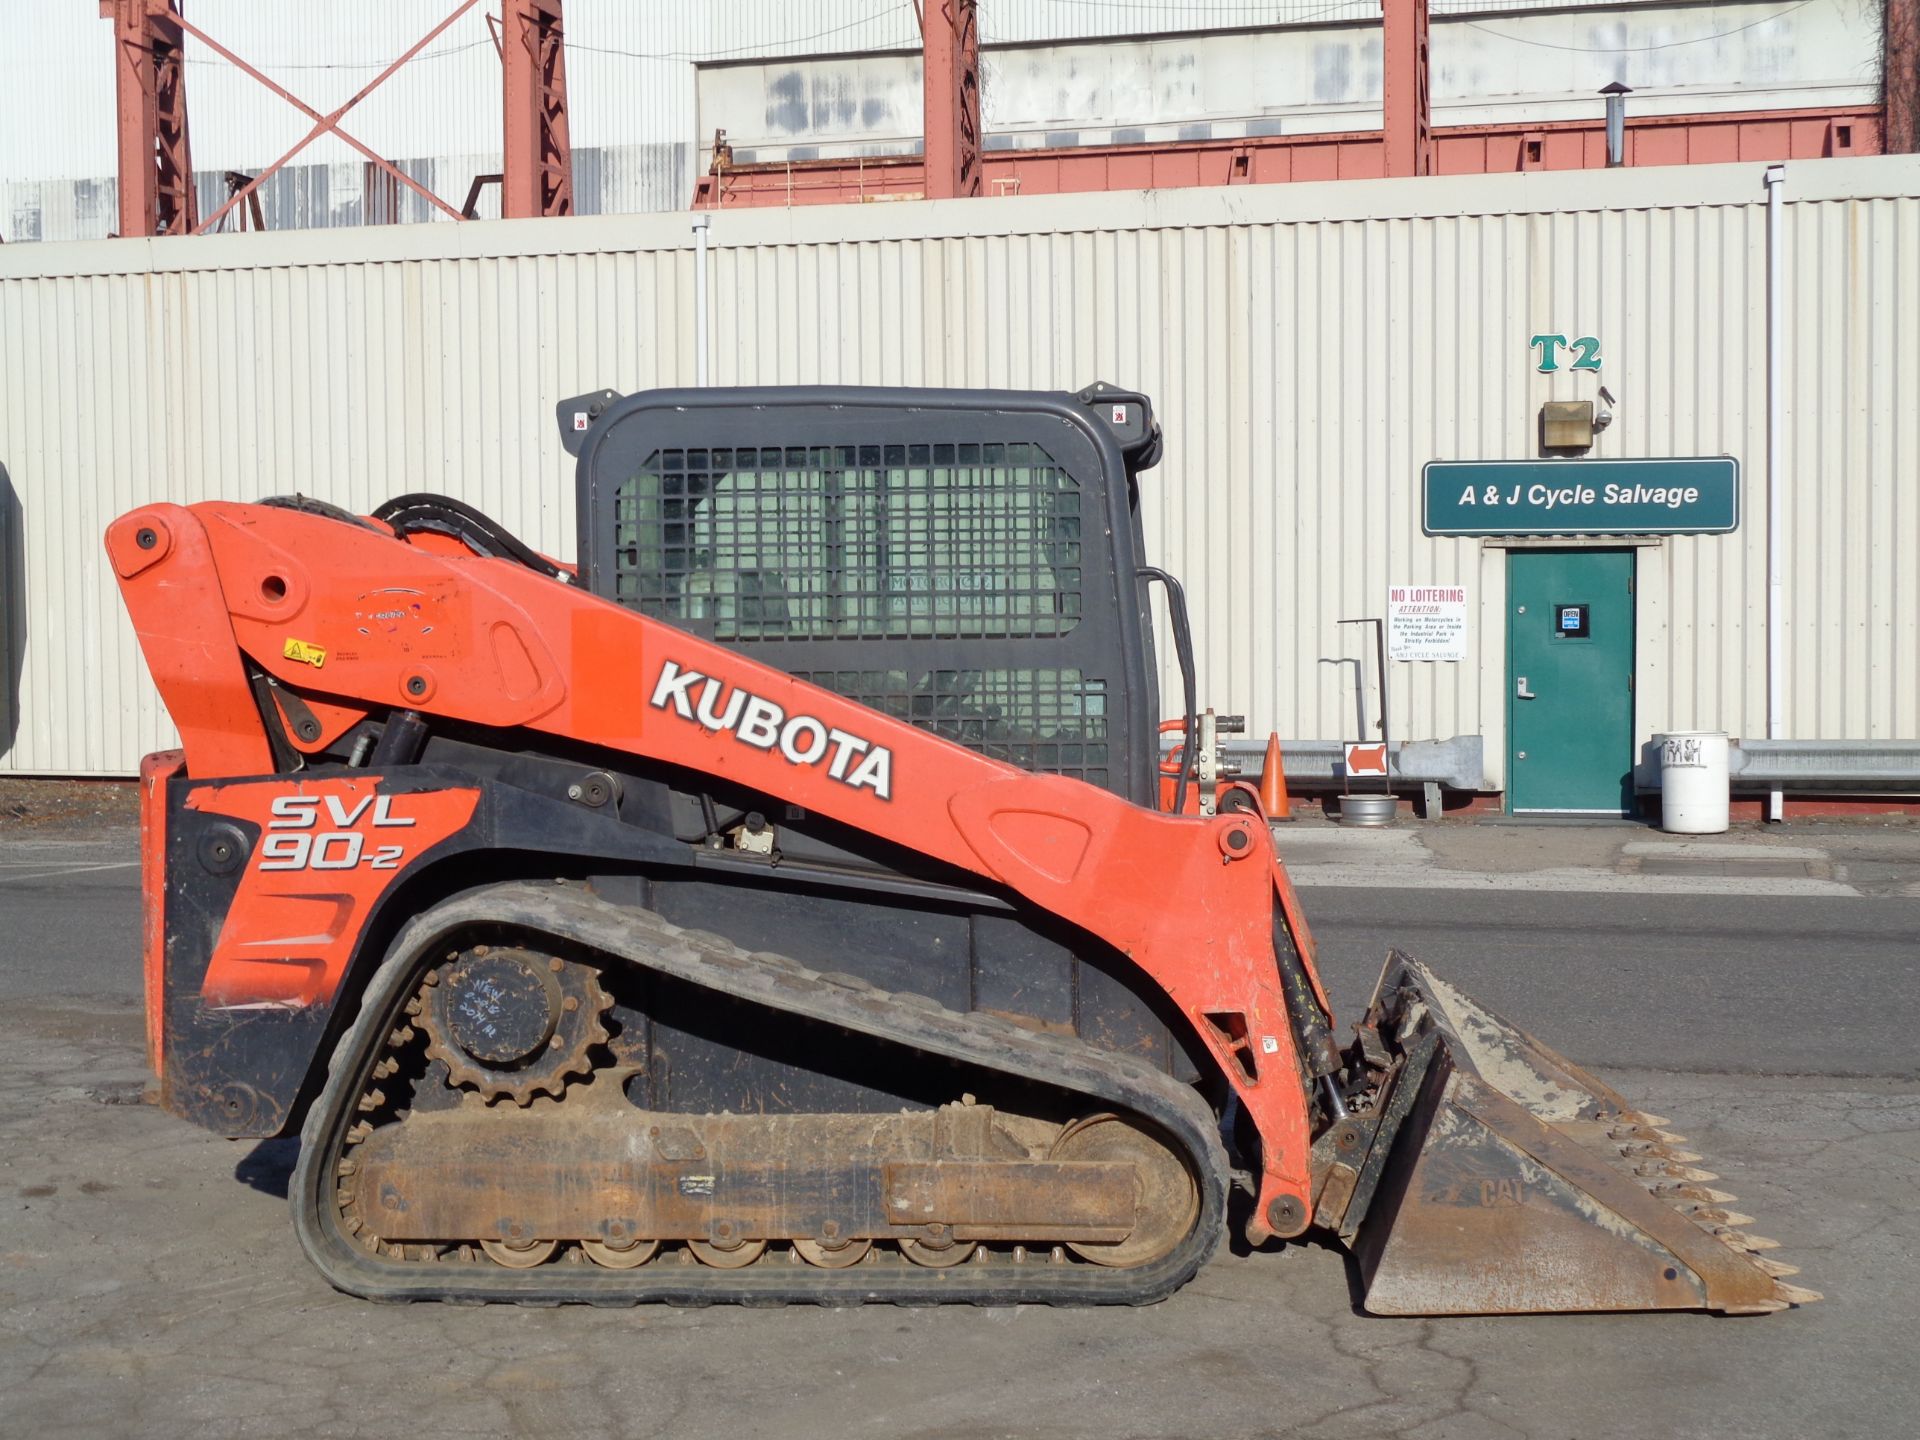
[2,154,1915,814]
[1,0,1899,240]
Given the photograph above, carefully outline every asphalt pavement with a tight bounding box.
[1303,887,1920,1078]
[2,815,1917,1439]
[0,837,140,1002]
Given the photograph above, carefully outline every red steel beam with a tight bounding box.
[1890,0,1920,153]
[922,0,982,199]
[1383,0,1433,178]
[101,0,198,237]
[690,106,1882,209]
[502,0,574,218]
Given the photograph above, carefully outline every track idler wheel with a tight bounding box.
[480,1237,558,1269]
[793,1237,873,1269]
[581,1238,662,1269]
[688,1238,769,1269]
[1049,1115,1200,1268]
[899,1234,978,1268]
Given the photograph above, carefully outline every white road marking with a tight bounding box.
[0,861,140,884]
[1288,864,1858,897]
[0,856,133,867]
[0,835,136,849]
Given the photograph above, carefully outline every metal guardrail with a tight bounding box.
[1635,739,1920,793]
[1172,734,1919,797]
[1724,739,1920,793]
[1173,735,1485,793]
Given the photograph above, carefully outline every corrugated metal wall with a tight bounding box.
[2,156,1916,776]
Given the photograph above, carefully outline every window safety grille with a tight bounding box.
[796,669,1110,789]
[612,443,1082,641]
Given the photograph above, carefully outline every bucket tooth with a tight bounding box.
[1773,1282,1822,1305]
[1611,1137,1702,1164]
[1656,1183,1738,1204]
[1716,1229,1781,1250]
[1752,1258,1800,1278]
[1689,1208,1756,1227]
[1630,1149,1698,1168]
[1609,1125,1689,1145]
[1633,1161,1719,1182]
[1341,953,1810,1317]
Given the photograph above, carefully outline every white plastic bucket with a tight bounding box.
[1658,731,1730,834]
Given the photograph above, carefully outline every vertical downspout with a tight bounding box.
[1601,82,1631,167]
[691,212,712,387]
[1764,165,1787,822]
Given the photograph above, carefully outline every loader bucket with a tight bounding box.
[1332,953,1817,1316]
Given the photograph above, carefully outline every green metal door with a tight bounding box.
[1506,548,1636,814]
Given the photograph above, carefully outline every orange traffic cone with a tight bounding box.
[1260,731,1294,822]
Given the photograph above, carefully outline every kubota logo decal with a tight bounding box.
[261,792,418,870]
[650,659,893,799]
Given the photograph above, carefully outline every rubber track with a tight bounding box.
[291,880,1230,1306]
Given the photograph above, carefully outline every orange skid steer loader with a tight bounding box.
[107,384,1812,1312]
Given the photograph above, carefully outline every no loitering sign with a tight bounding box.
[1389,584,1469,661]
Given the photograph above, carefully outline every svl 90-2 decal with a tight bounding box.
[184,779,480,1006]
[262,792,416,871]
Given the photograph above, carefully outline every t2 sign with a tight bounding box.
[1531,334,1602,373]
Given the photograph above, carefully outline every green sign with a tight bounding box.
[1530,334,1603,372]
[1423,458,1739,537]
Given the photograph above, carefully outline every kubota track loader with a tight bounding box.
[108,384,1813,1312]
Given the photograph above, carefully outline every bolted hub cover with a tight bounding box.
[443,949,562,1067]
[419,945,614,1105]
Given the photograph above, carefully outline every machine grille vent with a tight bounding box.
[612,443,1082,641]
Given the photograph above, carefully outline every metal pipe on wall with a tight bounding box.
[1602,82,1631,167]
[1764,163,1787,822]
[691,212,712,386]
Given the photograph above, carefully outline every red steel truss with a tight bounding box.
[1890,0,1920,153]
[102,0,197,236]
[502,0,574,218]
[1383,0,1432,178]
[96,3,1897,229]
[920,0,982,200]
[103,0,574,236]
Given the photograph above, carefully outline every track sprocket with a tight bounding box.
[418,944,611,1105]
